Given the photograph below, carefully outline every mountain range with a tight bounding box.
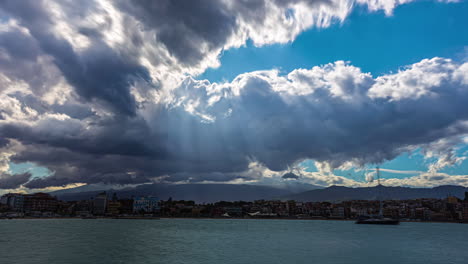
[282,185,468,202]
[50,183,468,203]
[51,183,305,203]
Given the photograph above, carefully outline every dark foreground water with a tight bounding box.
[1,219,467,264]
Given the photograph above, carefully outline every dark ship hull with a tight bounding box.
[356,168,400,225]
[355,218,400,225]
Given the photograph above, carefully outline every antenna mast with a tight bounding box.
[376,166,381,186]
[376,166,383,216]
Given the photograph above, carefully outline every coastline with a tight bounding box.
[1,216,466,224]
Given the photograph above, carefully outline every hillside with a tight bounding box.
[282,185,468,202]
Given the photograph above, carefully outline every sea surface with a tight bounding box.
[1,219,467,264]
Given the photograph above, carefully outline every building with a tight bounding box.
[224,207,243,217]
[133,196,159,213]
[106,193,121,215]
[0,193,25,211]
[93,192,107,215]
[447,196,459,204]
[119,199,134,215]
[463,192,468,222]
[74,200,93,217]
[23,193,58,212]
[331,207,345,218]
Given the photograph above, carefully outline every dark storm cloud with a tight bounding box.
[4,93,97,120]
[0,28,61,96]
[0,31,40,61]
[0,138,9,148]
[23,170,149,189]
[118,0,236,65]
[12,144,157,188]
[0,0,149,116]
[51,42,148,116]
[163,172,247,183]
[116,0,335,66]
[0,172,31,189]
[282,172,300,179]
[0,115,167,158]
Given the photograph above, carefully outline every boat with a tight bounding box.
[81,216,97,219]
[355,216,400,225]
[355,167,400,225]
[112,216,160,220]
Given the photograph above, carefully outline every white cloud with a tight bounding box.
[421,137,467,173]
[376,168,424,174]
[368,58,462,100]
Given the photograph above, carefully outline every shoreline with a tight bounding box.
[1,216,466,224]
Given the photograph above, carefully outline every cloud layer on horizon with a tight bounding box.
[0,0,467,191]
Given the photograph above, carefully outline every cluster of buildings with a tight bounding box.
[0,192,160,218]
[156,194,468,222]
[0,193,58,217]
[1,191,468,222]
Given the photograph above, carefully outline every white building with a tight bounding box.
[133,196,159,213]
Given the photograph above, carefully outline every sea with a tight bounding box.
[1,219,467,264]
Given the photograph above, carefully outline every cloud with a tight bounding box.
[420,137,467,173]
[380,172,468,187]
[0,0,466,189]
[0,172,31,189]
[365,171,376,183]
[1,57,467,188]
[375,168,424,175]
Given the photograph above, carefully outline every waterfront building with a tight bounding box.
[23,193,58,212]
[331,207,345,218]
[74,199,93,216]
[224,207,243,217]
[0,193,25,211]
[0,194,8,204]
[133,196,159,213]
[118,199,134,214]
[93,192,107,215]
[286,200,296,215]
[106,201,120,215]
[57,201,74,216]
[447,196,459,204]
[107,194,121,216]
[463,195,468,221]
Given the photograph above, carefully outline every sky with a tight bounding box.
[0,0,468,194]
